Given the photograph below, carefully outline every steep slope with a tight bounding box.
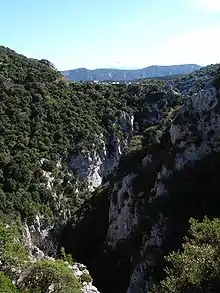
[0,46,184,224]
[0,46,133,222]
[61,66,220,293]
[62,64,201,82]
[1,45,220,293]
[169,63,219,95]
[0,46,183,292]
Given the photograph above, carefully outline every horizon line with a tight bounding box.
[61,63,203,72]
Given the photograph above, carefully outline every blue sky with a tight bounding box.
[0,0,220,70]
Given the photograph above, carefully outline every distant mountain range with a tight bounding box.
[62,64,202,82]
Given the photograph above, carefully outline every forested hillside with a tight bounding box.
[0,46,182,222]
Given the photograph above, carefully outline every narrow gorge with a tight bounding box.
[0,46,220,292]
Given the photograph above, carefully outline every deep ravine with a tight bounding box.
[0,45,220,293]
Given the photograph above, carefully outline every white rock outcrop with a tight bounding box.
[170,87,220,170]
[69,112,134,191]
[69,263,101,293]
[23,215,55,259]
[107,173,139,248]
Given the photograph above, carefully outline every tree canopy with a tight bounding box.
[152,217,220,293]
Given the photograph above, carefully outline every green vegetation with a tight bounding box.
[117,103,179,179]
[0,218,29,280]
[0,217,82,293]
[20,259,81,293]
[63,62,220,293]
[152,217,220,293]
[127,135,143,153]
[0,45,182,293]
[0,45,180,222]
[0,272,19,293]
[0,47,118,219]
[1,45,219,293]
[170,64,220,95]
[80,271,93,284]
[0,46,131,220]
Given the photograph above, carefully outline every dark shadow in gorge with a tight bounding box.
[58,184,133,293]
[59,150,220,292]
[151,151,220,284]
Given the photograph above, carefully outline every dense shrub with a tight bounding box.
[0,272,19,293]
[152,217,220,293]
[0,45,180,221]
[0,219,29,280]
[20,259,81,293]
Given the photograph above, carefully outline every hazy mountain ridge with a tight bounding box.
[62,64,202,82]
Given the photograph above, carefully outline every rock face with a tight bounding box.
[23,217,101,293]
[58,82,183,292]
[68,83,181,194]
[69,112,134,191]
[127,215,166,293]
[70,263,101,293]
[62,67,220,293]
[107,173,139,248]
[105,83,220,293]
[23,215,57,259]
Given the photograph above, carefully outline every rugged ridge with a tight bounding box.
[61,65,220,293]
[62,64,201,82]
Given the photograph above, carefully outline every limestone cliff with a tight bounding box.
[60,65,220,293]
[104,69,220,293]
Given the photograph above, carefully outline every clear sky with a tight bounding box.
[0,0,220,70]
